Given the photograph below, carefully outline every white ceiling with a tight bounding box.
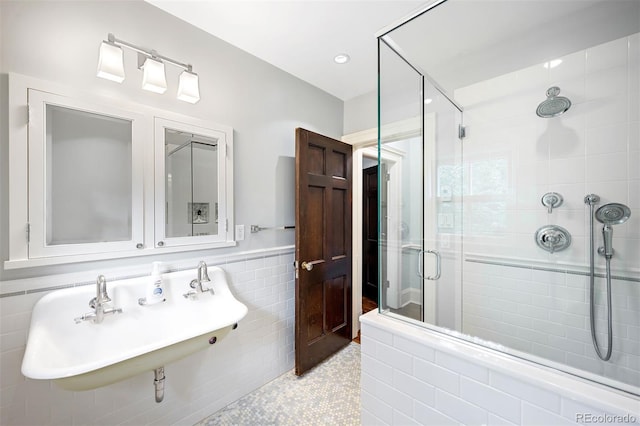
[145,0,426,101]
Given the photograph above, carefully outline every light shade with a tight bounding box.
[141,57,167,94]
[97,41,125,83]
[177,70,200,103]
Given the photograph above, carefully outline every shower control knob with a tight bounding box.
[535,225,571,254]
[541,192,563,213]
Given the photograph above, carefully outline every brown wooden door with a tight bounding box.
[362,165,379,302]
[295,128,352,376]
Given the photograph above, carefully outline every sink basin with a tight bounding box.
[21,266,247,390]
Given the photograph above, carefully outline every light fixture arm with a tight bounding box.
[106,33,193,72]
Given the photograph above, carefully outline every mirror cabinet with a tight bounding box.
[6,74,235,268]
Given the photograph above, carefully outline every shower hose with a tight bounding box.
[587,200,613,361]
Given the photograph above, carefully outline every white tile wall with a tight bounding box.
[361,311,640,426]
[0,248,295,426]
[451,34,640,390]
[457,33,640,271]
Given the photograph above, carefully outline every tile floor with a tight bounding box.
[196,342,361,426]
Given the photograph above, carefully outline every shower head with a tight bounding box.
[595,203,631,225]
[536,86,571,118]
[595,203,631,258]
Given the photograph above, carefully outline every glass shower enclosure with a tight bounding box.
[378,0,639,396]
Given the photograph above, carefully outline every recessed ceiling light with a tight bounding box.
[334,53,350,64]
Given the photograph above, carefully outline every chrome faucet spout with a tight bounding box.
[198,261,211,283]
[97,275,111,304]
[187,261,214,297]
[80,275,122,324]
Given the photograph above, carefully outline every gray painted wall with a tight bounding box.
[0,0,343,281]
[344,90,377,134]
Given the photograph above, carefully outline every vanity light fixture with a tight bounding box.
[96,37,125,83]
[177,69,200,103]
[97,33,200,103]
[141,56,167,94]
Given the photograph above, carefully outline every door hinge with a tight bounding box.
[26,223,30,242]
[458,125,466,139]
[385,173,391,182]
[385,280,390,288]
[225,219,228,232]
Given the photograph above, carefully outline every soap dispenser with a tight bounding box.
[141,261,165,305]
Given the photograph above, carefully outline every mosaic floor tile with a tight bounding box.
[196,343,361,426]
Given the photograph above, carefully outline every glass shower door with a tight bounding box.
[378,38,463,328]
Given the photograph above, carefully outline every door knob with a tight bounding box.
[301,261,314,271]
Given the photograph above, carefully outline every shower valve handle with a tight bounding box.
[541,192,563,214]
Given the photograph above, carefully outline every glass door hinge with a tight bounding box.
[26,223,30,242]
[458,125,466,139]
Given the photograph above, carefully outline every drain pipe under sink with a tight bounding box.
[154,367,165,403]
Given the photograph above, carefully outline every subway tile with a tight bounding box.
[488,413,519,426]
[436,351,489,383]
[586,152,629,183]
[560,398,611,424]
[460,376,521,424]
[362,353,393,385]
[584,96,628,129]
[547,335,586,356]
[362,323,394,346]
[413,399,458,426]
[585,123,628,155]
[393,335,435,361]
[490,371,561,413]
[435,389,488,425]
[586,67,628,99]
[392,409,422,426]
[361,390,393,425]
[522,402,577,426]
[377,342,413,374]
[413,357,459,396]
[586,37,628,74]
[370,375,413,418]
[393,369,435,404]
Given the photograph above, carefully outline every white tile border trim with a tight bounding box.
[0,245,295,297]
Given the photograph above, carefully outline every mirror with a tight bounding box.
[154,117,234,249]
[165,129,219,238]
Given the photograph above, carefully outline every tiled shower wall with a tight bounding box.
[455,34,640,388]
[0,248,295,425]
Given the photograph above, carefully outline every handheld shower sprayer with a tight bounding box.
[585,197,631,361]
[595,203,631,259]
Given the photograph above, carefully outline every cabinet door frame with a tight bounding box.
[27,89,146,258]
[153,116,235,249]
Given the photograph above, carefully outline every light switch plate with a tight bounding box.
[235,225,245,241]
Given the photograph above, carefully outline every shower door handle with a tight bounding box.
[425,249,441,280]
[417,249,426,279]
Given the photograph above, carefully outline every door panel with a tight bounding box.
[295,128,352,375]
